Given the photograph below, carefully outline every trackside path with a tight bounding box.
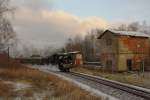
[29,65,118,100]
[29,65,147,100]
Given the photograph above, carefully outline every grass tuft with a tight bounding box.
[0,65,101,100]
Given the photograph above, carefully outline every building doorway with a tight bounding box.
[127,59,132,71]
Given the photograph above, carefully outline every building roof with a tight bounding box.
[68,51,80,54]
[98,30,150,39]
[57,51,81,56]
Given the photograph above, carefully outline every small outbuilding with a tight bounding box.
[98,30,150,71]
[69,51,83,65]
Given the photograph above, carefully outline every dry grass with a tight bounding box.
[0,66,101,100]
[72,66,150,89]
[0,81,14,97]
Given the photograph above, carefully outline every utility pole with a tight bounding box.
[137,44,140,76]
[142,49,145,77]
[7,47,10,67]
[141,43,145,77]
[142,41,145,77]
[142,59,145,77]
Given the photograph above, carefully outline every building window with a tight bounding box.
[106,38,112,46]
[126,59,132,71]
[106,60,112,67]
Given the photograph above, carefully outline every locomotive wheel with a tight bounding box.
[58,65,64,71]
[64,68,70,72]
[58,66,70,72]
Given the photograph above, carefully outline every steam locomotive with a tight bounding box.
[18,51,83,72]
[51,51,83,72]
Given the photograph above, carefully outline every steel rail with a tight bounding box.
[69,72,150,100]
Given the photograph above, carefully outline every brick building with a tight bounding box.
[98,30,150,71]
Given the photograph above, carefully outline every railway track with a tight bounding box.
[69,72,150,100]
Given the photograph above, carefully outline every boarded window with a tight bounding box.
[106,38,112,46]
[126,59,132,71]
[106,60,112,67]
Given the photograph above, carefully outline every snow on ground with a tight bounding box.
[29,64,59,72]
[4,81,31,91]
[13,91,51,100]
[75,72,150,93]
[32,91,51,100]
[29,65,118,100]
[52,72,118,100]
[14,82,31,91]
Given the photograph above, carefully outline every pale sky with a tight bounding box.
[53,0,150,23]
[10,0,150,50]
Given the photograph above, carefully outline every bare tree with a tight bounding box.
[83,30,99,61]
[117,24,128,31]
[128,22,139,31]
[64,29,104,61]
[0,0,16,50]
[65,38,73,52]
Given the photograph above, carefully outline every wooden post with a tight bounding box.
[142,44,145,77]
[142,58,145,77]
[7,47,10,67]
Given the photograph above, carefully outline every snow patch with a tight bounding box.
[14,82,31,91]
[29,65,118,100]
[4,81,31,91]
[76,72,150,93]
[51,72,118,100]
[29,64,60,72]
[33,91,50,100]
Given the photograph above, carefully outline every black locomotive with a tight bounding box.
[51,51,82,72]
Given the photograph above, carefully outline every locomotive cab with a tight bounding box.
[57,51,83,72]
[57,53,73,72]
